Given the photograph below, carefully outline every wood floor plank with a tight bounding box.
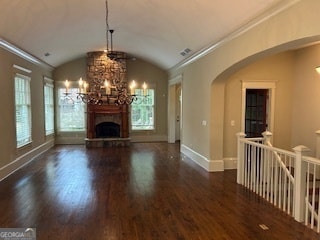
[0,142,319,239]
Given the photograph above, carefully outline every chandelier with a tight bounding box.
[64,0,147,105]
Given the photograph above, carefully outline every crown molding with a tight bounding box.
[0,38,54,71]
[171,0,301,71]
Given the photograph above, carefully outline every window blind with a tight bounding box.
[44,79,54,135]
[57,87,86,131]
[15,74,32,147]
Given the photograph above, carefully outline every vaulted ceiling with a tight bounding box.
[0,0,296,70]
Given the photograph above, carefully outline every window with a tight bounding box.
[57,87,86,131]
[15,73,32,147]
[131,89,154,130]
[44,78,54,135]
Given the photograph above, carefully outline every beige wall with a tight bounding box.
[222,44,320,159]
[127,58,168,142]
[0,47,53,179]
[169,0,320,171]
[53,57,87,144]
[53,56,168,143]
[292,44,320,155]
[223,51,295,159]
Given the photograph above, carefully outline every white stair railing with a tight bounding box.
[237,131,320,233]
[237,132,295,216]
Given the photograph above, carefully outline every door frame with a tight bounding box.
[241,80,276,137]
[168,74,182,143]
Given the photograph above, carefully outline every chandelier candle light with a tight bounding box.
[64,76,147,105]
[65,80,69,93]
[78,78,88,94]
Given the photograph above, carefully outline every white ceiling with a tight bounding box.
[0,0,295,70]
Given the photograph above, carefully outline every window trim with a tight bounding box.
[56,82,86,132]
[44,77,55,136]
[14,73,32,148]
[130,87,155,131]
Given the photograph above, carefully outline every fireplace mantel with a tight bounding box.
[86,104,129,139]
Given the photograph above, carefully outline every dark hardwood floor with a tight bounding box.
[0,142,318,239]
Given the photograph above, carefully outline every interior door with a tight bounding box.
[245,89,268,138]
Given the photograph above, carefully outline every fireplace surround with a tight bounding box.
[87,104,129,139]
[85,51,130,147]
[85,103,130,147]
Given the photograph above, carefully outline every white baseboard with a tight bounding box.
[181,144,224,172]
[0,139,54,181]
[224,157,238,170]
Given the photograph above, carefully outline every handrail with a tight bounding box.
[302,155,320,165]
[265,141,294,184]
[240,137,295,157]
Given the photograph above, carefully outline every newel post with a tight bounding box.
[236,132,246,184]
[315,130,320,159]
[262,130,272,145]
[293,145,310,222]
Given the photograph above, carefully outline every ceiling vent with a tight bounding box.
[180,48,191,57]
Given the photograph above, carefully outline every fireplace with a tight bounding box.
[85,104,130,147]
[85,51,130,147]
[87,104,129,138]
[96,122,120,138]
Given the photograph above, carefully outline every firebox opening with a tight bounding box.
[96,122,120,138]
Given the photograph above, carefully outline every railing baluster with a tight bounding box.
[271,151,274,204]
[287,155,292,215]
[250,145,254,191]
[262,147,267,199]
[246,144,249,188]
[259,147,263,196]
[283,154,287,212]
[279,154,283,209]
[266,147,271,202]
[275,155,279,207]
[253,146,258,193]
[305,162,310,226]
[315,165,320,232]
[311,163,316,229]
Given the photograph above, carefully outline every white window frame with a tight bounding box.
[131,88,155,131]
[15,73,32,148]
[56,82,86,132]
[44,77,55,136]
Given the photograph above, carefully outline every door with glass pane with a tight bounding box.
[245,89,268,138]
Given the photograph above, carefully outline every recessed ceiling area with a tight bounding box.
[0,0,295,69]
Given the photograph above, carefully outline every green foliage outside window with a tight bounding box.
[131,89,154,130]
[58,88,86,131]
